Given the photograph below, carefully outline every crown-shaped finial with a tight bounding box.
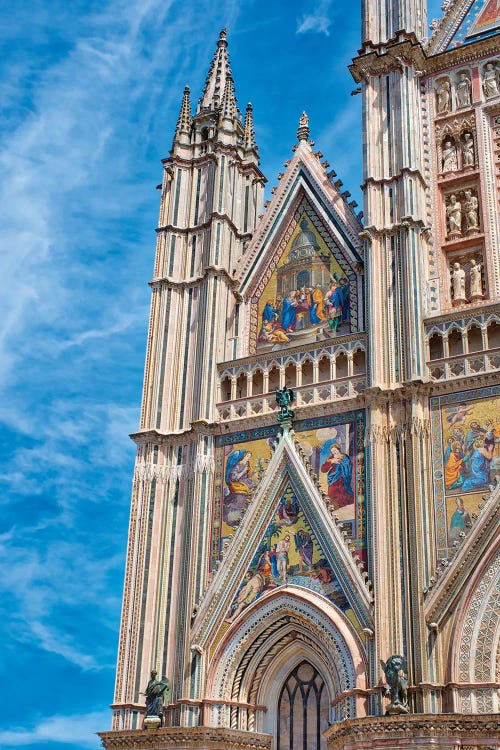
[297,112,310,141]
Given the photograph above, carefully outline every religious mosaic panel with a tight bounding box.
[224,490,350,624]
[430,386,500,558]
[212,411,366,568]
[249,205,358,354]
[447,0,500,49]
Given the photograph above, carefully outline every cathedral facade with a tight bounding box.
[99,2,500,749]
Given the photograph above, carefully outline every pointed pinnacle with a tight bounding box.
[176,86,192,135]
[221,75,237,120]
[199,28,232,111]
[297,111,310,141]
[243,102,257,150]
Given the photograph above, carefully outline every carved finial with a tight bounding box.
[221,75,237,120]
[175,85,192,136]
[243,103,257,150]
[199,29,232,111]
[297,111,310,141]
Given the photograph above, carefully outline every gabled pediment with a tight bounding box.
[192,427,373,649]
[428,0,500,55]
[237,140,362,291]
[235,141,364,356]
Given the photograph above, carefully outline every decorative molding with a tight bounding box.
[325,712,500,748]
[98,727,272,750]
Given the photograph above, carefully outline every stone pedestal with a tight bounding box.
[324,713,500,750]
[98,727,272,750]
[143,717,161,731]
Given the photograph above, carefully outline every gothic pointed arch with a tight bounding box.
[448,541,500,713]
[204,588,368,733]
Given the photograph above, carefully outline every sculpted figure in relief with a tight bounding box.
[436,79,451,113]
[469,258,482,298]
[483,63,499,98]
[451,262,466,301]
[461,132,475,167]
[456,72,472,107]
[442,139,458,172]
[464,190,479,230]
[446,194,462,235]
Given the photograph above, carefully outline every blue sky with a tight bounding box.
[0,1,442,748]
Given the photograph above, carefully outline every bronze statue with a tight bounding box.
[143,669,171,726]
[275,386,295,423]
[380,655,409,714]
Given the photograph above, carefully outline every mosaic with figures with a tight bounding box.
[448,0,500,48]
[430,386,500,559]
[249,203,358,354]
[225,491,350,623]
[212,411,366,569]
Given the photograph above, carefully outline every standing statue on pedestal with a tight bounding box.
[446,194,462,237]
[381,655,409,715]
[456,72,472,107]
[275,386,295,424]
[461,132,475,167]
[483,63,499,99]
[142,670,171,729]
[442,139,458,172]
[464,190,479,232]
[436,79,451,113]
[451,262,466,303]
[469,258,483,299]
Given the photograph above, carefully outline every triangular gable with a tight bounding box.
[236,141,364,356]
[192,428,372,649]
[428,0,500,54]
[237,141,362,292]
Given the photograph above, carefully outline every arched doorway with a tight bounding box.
[277,661,329,750]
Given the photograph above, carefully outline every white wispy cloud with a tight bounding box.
[296,0,335,35]
[0,0,245,728]
[0,711,109,748]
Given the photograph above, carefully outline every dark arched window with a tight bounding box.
[277,661,329,750]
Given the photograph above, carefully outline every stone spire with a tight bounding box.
[199,28,232,111]
[243,103,257,151]
[175,85,192,138]
[221,75,237,121]
[297,111,310,141]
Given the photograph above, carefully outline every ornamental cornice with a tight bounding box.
[360,218,427,238]
[163,147,266,182]
[325,712,500,747]
[149,266,238,291]
[425,34,500,74]
[217,332,368,372]
[424,299,500,326]
[426,368,500,396]
[350,37,426,83]
[130,421,217,446]
[156,211,254,242]
[363,167,427,190]
[423,486,500,623]
[98,727,272,750]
